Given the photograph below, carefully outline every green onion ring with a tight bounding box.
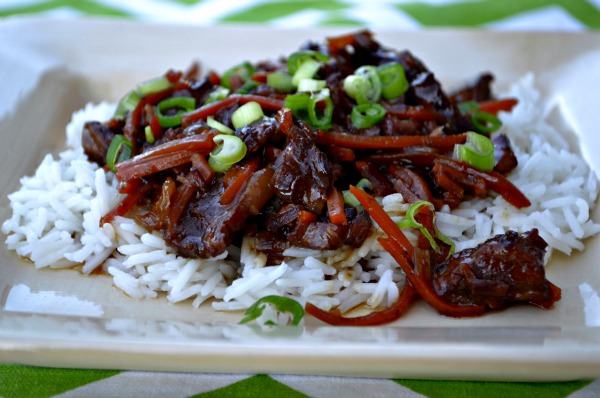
[106,135,133,172]
[155,97,196,128]
[351,103,387,129]
[209,134,247,172]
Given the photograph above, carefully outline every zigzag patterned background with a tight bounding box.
[1,1,600,397]
[1,0,600,30]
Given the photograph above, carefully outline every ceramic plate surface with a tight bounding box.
[0,18,599,380]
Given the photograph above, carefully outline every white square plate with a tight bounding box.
[0,18,599,380]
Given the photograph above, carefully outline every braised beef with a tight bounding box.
[449,73,495,104]
[433,229,553,309]
[82,121,119,166]
[492,133,518,174]
[272,122,330,215]
[166,166,274,258]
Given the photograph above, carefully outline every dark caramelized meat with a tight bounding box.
[165,167,274,258]
[272,122,330,215]
[432,229,554,309]
[449,73,495,104]
[492,133,519,174]
[82,121,119,166]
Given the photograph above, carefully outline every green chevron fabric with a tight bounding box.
[0,1,599,397]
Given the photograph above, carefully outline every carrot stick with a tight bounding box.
[379,237,485,317]
[478,98,518,115]
[298,210,317,224]
[326,187,347,225]
[305,282,415,326]
[316,131,466,150]
[349,185,414,259]
[182,94,285,126]
[219,157,260,205]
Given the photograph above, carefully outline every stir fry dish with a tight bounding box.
[79,30,560,325]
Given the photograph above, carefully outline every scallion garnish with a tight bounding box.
[291,59,321,87]
[240,295,305,326]
[207,116,234,134]
[221,61,256,90]
[342,190,362,208]
[231,101,264,129]
[266,72,295,92]
[204,86,230,104]
[307,89,333,130]
[155,97,196,128]
[356,178,373,191]
[376,62,409,100]
[113,90,141,121]
[144,125,155,144]
[208,134,247,172]
[235,80,260,95]
[297,78,326,93]
[397,201,454,255]
[453,131,495,171]
[287,50,330,75]
[343,65,382,104]
[106,135,133,172]
[471,111,502,134]
[284,89,333,130]
[136,76,171,97]
[351,103,387,129]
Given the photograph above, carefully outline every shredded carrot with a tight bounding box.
[478,98,518,115]
[349,185,414,259]
[316,131,466,150]
[99,180,148,225]
[298,210,317,224]
[305,282,415,326]
[326,187,347,225]
[190,153,215,183]
[379,237,486,317]
[182,94,285,126]
[219,157,260,206]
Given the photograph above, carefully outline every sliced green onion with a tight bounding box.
[471,111,502,134]
[207,116,234,134]
[235,80,259,95]
[287,50,329,75]
[356,178,373,191]
[342,190,361,207]
[344,66,381,104]
[106,135,133,172]
[240,295,304,326]
[231,101,264,129]
[377,62,408,100]
[284,92,311,117]
[297,78,326,93]
[155,97,196,128]
[351,103,387,129]
[453,131,495,171]
[458,101,479,114]
[209,134,247,172]
[307,89,333,130]
[136,76,171,97]
[204,86,230,104]
[292,59,321,87]
[113,90,141,120]
[266,72,295,92]
[221,61,255,89]
[144,125,155,144]
[397,200,454,255]
[285,90,333,130]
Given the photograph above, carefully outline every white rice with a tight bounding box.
[3,74,599,318]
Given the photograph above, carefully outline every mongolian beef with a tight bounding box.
[74,30,561,324]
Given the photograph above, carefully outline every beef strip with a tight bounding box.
[272,121,330,214]
[165,166,274,258]
[432,229,554,309]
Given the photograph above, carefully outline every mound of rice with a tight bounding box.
[3,75,600,315]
